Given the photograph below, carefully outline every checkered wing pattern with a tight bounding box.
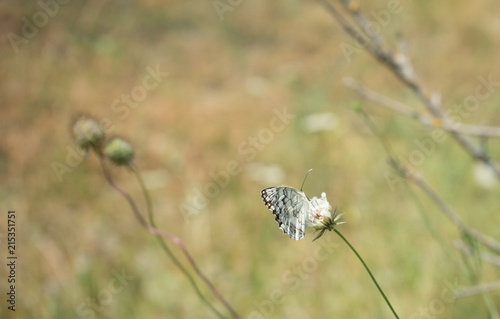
[261,187,311,240]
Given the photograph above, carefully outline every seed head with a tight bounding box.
[73,116,104,150]
[104,137,134,166]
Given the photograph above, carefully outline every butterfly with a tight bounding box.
[261,170,333,240]
[261,186,311,240]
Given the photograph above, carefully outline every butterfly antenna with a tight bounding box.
[300,169,313,191]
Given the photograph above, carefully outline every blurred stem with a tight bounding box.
[403,182,464,271]
[356,106,462,266]
[96,153,239,318]
[145,226,241,319]
[131,165,224,319]
[96,151,149,229]
[482,293,500,319]
[333,229,400,319]
[355,106,500,316]
[354,104,397,159]
[460,235,500,319]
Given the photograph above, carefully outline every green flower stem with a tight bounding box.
[131,166,225,319]
[333,229,400,319]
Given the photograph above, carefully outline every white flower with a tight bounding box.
[307,192,345,241]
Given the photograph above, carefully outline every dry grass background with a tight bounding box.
[1,1,500,318]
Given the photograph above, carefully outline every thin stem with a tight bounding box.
[356,105,500,254]
[356,106,468,271]
[97,152,149,229]
[482,293,500,319]
[388,160,500,254]
[455,281,500,298]
[131,165,225,319]
[146,227,241,319]
[356,107,500,317]
[131,165,156,226]
[333,229,400,319]
[97,155,240,318]
[345,77,500,138]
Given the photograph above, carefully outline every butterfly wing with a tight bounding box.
[261,187,310,240]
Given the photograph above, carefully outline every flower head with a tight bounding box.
[73,116,104,150]
[308,192,345,241]
[104,137,134,166]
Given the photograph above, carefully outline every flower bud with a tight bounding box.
[73,117,104,150]
[104,137,134,166]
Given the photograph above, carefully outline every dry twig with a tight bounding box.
[344,77,500,138]
[455,281,500,299]
[316,0,500,178]
[454,240,500,268]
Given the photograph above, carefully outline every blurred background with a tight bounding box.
[1,1,500,318]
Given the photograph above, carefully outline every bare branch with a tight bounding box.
[454,281,500,299]
[314,0,392,64]
[338,0,386,50]
[344,77,425,120]
[455,240,500,268]
[316,0,500,178]
[344,77,500,138]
